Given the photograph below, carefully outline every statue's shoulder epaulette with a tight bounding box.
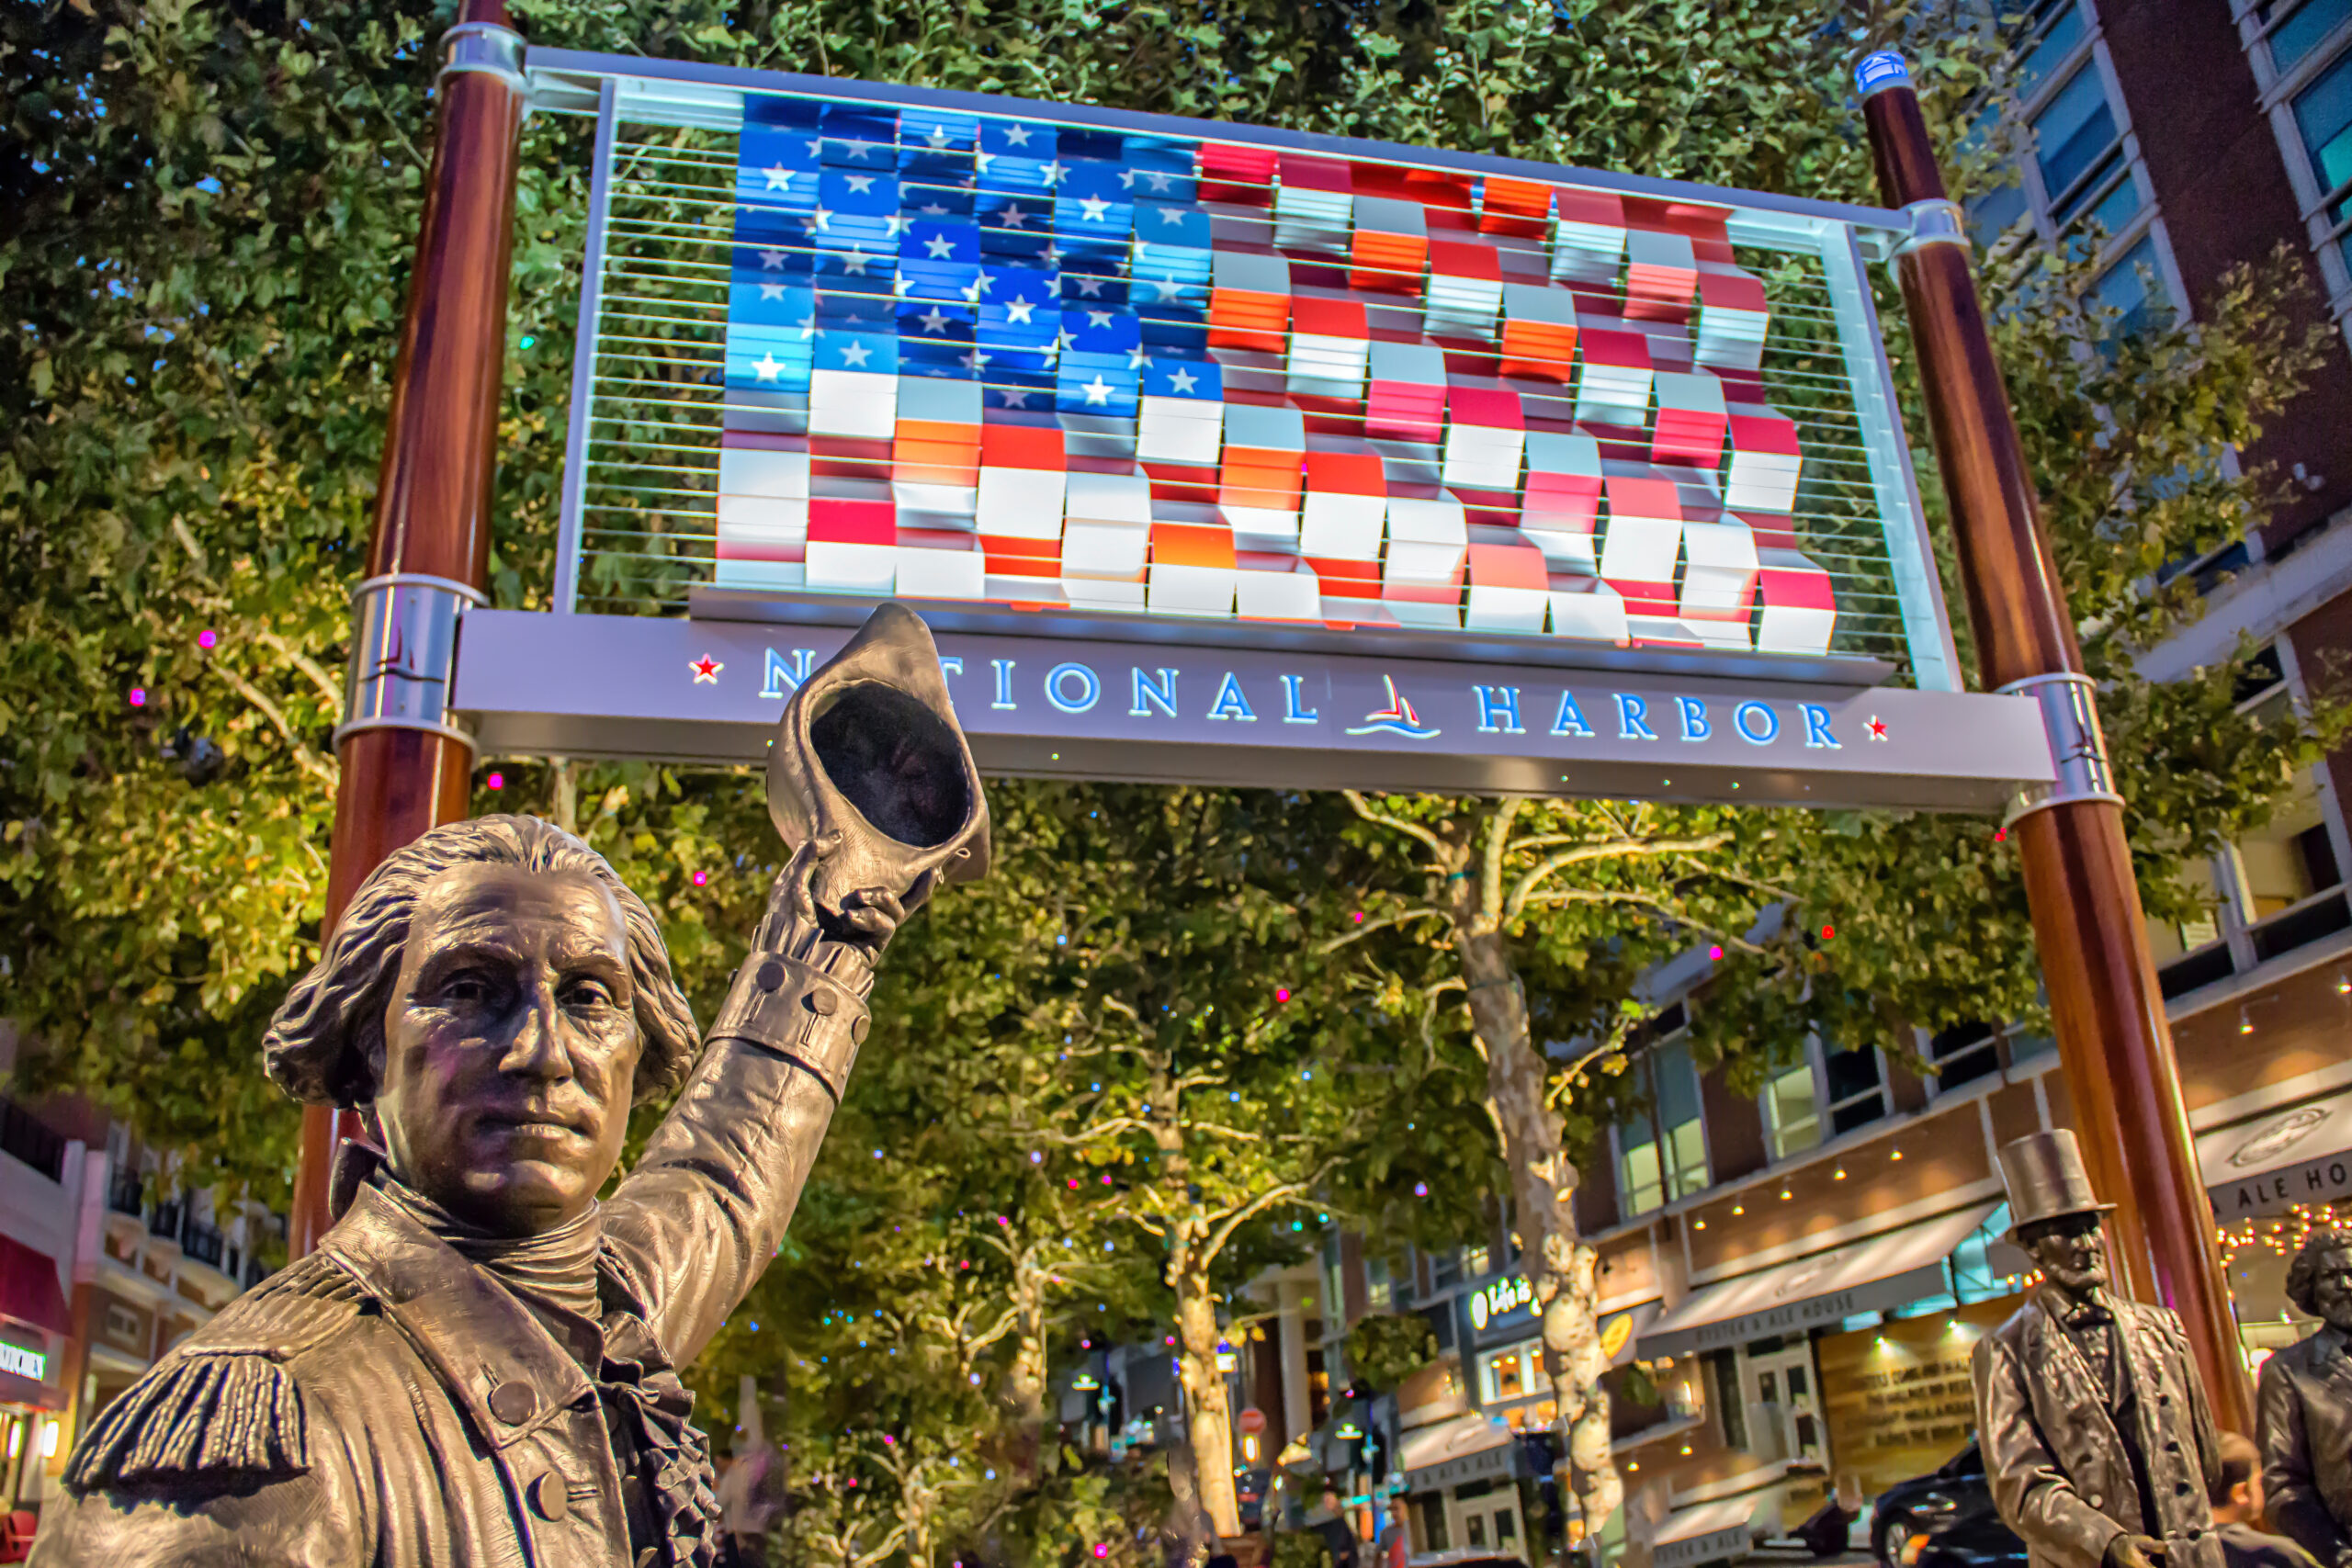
[64,1250,364,1493]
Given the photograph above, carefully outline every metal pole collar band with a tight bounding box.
[1893,199,1969,261]
[439,21,526,94]
[334,573,487,750]
[2000,671,2127,827]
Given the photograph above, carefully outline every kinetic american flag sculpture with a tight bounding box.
[707,96,1831,656]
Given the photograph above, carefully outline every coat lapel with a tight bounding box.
[2029,1290,2133,1489]
[322,1184,597,1453]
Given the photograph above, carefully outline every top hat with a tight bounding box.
[1996,1130,2116,1237]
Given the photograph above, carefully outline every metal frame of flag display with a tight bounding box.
[525,51,1962,696]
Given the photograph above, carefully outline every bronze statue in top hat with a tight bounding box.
[1974,1130,2226,1568]
[31,604,988,1568]
[2256,1229,2352,1568]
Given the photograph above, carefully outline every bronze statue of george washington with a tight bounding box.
[33,605,989,1568]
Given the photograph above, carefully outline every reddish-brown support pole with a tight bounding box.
[288,2,526,1258]
[1857,53,2251,1431]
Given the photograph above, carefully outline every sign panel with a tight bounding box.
[527,53,1956,692]
[2199,1088,2352,1220]
[454,610,2050,810]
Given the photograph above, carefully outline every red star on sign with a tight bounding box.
[1867,716,1889,741]
[690,655,723,684]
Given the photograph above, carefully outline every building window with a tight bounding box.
[2035,63,2124,220]
[1367,1258,1393,1312]
[1481,1340,1540,1403]
[1925,1021,2002,1093]
[1463,1243,1491,1279]
[1761,1062,1821,1160]
[1614,1040,1710,1217]
[2293,45,2352,275]
[1760,1035,1889,1156]
[2264,0,2352,70]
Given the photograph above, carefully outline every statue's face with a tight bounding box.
[2023,1213,2109,1296]
[374,863,643,1236]
[2307,1247,2352,1332]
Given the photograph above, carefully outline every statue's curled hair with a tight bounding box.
[262,815,699,1109]
[2287,1227,2352,1319]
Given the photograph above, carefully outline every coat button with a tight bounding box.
[805,987,837,1016]
[2087,1494,2102,1508]
[489,1382,538,1426]
[528,1472,569,1522]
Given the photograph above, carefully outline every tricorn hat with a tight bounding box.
[1996,1130,2115,1237]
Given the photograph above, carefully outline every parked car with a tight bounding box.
[1872,1443,2020,1568]
[1907,1509,2028,1568]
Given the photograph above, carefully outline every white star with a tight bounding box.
[806,207,832,234]
[841,137,876,162]
[893,274,911,298]
[1118,168,1137,189]
[927,124,952,149]
[961,349,994,371]
[974,150,995,177]
[1041,243,1063,266]
[845,174,876,195]
[760,281,787,301]
[1074,274,1106,297]
[925,233,957,259]
[841,250,875,276]
[1005,297,1036,325]
[1127,346,1149,369]
[1154,278,1186,300]
[885,214,905,239]
[839,340,873,368]
[1002,124,1033,147]
[759,248,787,270]
[1000,205,1029,231]
[797,313,819,341]
[921,202,949,217]
[1087,309,1114,330]
[971,272,995,298]
[754,353,784,382]
[1168,367,1198,394]
[1144,170,1174,193]
[1000,387,1031,407]
[1082,375,1112,405]
[1158,205,1186,225]
[763,164,793,191]
[917,306,950,333]
[805,138,824,158]
[1041,160,1068,186]
[1080,195,1111,222]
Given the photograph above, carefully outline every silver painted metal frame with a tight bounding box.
[552,76,619,615]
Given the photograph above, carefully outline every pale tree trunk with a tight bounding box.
[1453,914,1623,1551]
[1175,1258,1242,1539]
[549,756,581,834]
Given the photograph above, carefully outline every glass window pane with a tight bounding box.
[2018,1,2086,97]
[1762,1064,1820,1159]
[2295,50,2352,196]
[2269,0,2352,71]
[2240,769,2339,913]
[1617,1109,1663,1217]
[2094,235,2167,335]
[1653,1043,1711,1199]
[1969,182,2030,247]
[2077,168,2143,244]
[1824,1044,1886,1134]
[2034,65,2120,200]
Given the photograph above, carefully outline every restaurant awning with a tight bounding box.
[0,1235,70,1339]
[2200,1086,2352,1221]
[1637,1202,2000,1359]
[1399,1411,1516,1492]
[1651,1496,1767,1568]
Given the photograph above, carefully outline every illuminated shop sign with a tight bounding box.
[1468,1274,1534,1331]
[0,1343,47,1382]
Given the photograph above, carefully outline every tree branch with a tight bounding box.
[1341,789,1449,862]
[1505,831,1736,922]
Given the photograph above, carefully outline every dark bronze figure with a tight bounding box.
[2256,1229,2352,1568]
[1975,1130,2226,1568]
[32,604,988,1568]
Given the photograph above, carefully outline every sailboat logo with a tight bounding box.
[1346,675,1442,739]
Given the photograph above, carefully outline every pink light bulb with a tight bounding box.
[127,688,145,706]
[197,629,217,649]
[486,772,503,790]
